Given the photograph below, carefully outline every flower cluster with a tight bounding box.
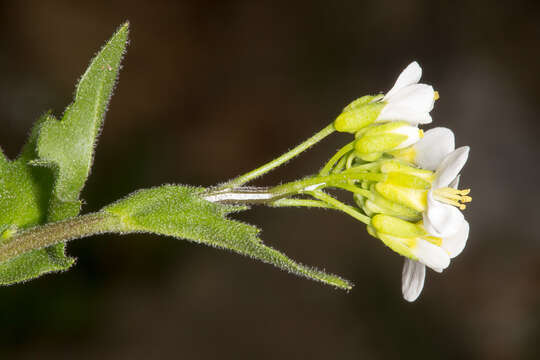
[330,62,471,302]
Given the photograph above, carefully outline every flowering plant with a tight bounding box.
[0,23,471,301]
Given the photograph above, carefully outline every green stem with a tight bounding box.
[319,141,355,176]
[342,161,381,173]
[270,172,384,199]
[221,123,336,189]
[331,183,372,198]
[309,190,371,225]
[0,212,121,263]
[332,154,349,174]
[270,198,335,209]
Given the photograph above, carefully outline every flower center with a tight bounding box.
[433,187,471,210]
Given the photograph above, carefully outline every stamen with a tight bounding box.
[433,187,472,210]
[423,235,442,247]
[434,91,440,101]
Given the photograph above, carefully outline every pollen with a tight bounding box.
[433,187,472,210]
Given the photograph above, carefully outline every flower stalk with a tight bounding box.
[220,123,336,190]
[0,59,472,300]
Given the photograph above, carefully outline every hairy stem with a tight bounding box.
[0,213,121,263]
[0,168,381,263]
[203,171,384,205]
[309,190,371,225]
[319,141,354,176]
[220,123,335,189]
[270,198,335,209]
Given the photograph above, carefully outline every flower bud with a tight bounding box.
[334,100,385,133]
[354,122,423,161]
[372,160,436,212]
[342,94,383,112]
[370,214,426,260]
[356,188,421,221]
[369,214,451,272]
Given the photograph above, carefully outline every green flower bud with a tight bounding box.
[354,122,423,161]
[356,187,421,221]
[370,214,427,260]
[334,102,385,133]
[372,214,426,238]
[342,94,383,112]
[380,160,434,182]
[375,182,427,212]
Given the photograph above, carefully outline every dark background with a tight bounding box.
[1,1,539,359]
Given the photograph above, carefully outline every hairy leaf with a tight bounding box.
[0,115,74,284]
[103,185,352,289]
[36,22,129,221]
[0,23,129,284]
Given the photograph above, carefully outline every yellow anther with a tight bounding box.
[433,187,472,210]
[434,91,440,101]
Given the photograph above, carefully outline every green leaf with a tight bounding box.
[36,22,129,222]
[0,114,74,284]
[103,185,352,289]
[0,23,129,284]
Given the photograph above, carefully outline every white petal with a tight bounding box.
[442,219,469,258]
[433,147,470,188]
[392,125,421,149]
[414,239,450,271]
[449,175,460,189]
[402,259,426,302]
[377,104,432,125]
[384,62,422,99]
[413,127,455,170]
[424,191,465,237]
[385,84,435,113]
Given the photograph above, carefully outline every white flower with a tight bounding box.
[400,131,471,302]
[422,144,471,238]
[377,61,436,125]
[411,127,455,171]
[401,219,469,302]
[370,213,469,302]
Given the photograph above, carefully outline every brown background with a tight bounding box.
[1,0,539,359]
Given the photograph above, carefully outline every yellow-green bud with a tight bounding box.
[380,160,434,182]
[372,214,426,238]
[342,94,383,113]
[375,182,427,212]
[370,214,427,260]
[385,172,431,190]
[354,122,422,161]
[334,102,385,133]
[356,187,421,221]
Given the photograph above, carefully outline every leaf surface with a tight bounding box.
[104,185,352,289]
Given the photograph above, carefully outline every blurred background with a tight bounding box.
[1,0,539,358]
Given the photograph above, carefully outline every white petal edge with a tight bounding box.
[402,259,426,302]
[449,175,460,189]
[377,104,433,125]
[424,190,465,237]
[392,125,422,149]
[433,146,470,188]
[385,84,435,113]
[384,62,422,99]
[442,219,469,258]
[414,239,450,271]
[414,127,455,170]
